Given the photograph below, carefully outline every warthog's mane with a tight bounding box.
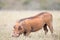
[18,12,44,23]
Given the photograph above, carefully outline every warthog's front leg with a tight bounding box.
[24,31,31,36]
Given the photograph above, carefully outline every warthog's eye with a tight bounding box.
[18,26,22,30]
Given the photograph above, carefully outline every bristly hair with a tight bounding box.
[18,12,45,23]
[18,17,34,23]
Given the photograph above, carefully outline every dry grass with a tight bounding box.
[0,11,60,40]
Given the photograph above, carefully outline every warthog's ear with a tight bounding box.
[14,25,15,28]
[20,21,26,30]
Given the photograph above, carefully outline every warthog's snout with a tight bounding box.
[12,32,20,37]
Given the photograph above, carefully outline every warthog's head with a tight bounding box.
[12,22,24,37]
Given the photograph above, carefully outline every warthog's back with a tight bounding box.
[23,12,52,32]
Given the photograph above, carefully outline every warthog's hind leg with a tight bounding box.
[47,22,53,34]
[43,24,48,35]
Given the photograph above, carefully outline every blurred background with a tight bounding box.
[0,0,60,10]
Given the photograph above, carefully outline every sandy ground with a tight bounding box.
[0,11,60,40]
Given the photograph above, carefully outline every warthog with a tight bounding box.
[12,12,53,37]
